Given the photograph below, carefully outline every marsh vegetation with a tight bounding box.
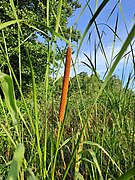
[0,0,135,179]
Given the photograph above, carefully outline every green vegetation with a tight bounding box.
[0,0,135,179]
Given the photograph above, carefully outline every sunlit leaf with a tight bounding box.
[0,20,23,30]
[117,166,135,180]
[0,72,18,125]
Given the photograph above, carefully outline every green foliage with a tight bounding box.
[0,0,81,96]
[0,0,135,179]
[7,143,25,180]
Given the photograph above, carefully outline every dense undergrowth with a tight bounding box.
[0,73,134,179]
[0,0,135,179]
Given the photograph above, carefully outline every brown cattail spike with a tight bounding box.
[59,46,72,122]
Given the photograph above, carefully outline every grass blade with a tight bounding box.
[83,141,122,172]
[25,22,74,47]
[94,24,135,104]
[7,143,25,180]
[117,166,135,180]
[76,0,109,58]
[1,124,16,148]
[87,3,109,67]
[88,149,104,180]
[9,0,21,32]
[82,53,98,78]
[0,20,23,30]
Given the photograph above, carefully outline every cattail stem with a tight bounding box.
[59,46,72,122]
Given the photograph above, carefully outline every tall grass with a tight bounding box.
[0,0,135,179]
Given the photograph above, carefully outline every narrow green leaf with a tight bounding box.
[87,3,109,67]
[94,24,135,104]
[59,138,71,150]
[75,0,91,24]
[0,20,23,30]
[82,53,98,78]
[0,72,18,125]
[98,23,122,42]
[9,0,21,32]
[7,144,25,180]
[88,149,104,180]
[76,0,109,58]
[117,166,135,180]
[47,0,49,27]
[25,48,42,171]
[25,22,75,47]
[1,124,16,147]
[55,0,62,33]
[83,141,122,173]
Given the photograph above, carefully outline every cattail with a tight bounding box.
[58,46,72,122]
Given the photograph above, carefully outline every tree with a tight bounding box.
[0,0,81,96]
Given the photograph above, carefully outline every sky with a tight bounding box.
[66,0,135,88]
[38,0,134,88]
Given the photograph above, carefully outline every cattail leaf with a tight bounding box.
[0,72,18,125]
[7,143,25,180]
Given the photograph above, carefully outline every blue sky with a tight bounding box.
[66,0,135,88]
[68,0,134,47]
[38,0,134,87]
